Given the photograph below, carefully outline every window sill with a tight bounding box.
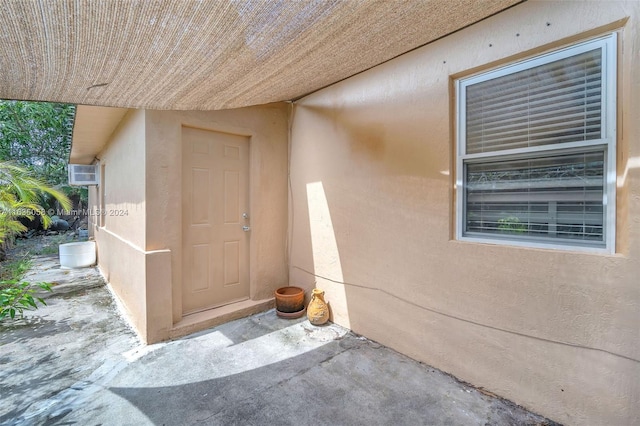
[454,235,615,256]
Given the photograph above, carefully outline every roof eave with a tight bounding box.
[70,105,130,165]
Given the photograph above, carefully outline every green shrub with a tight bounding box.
[497,216,527,233]
[0,257,52,320]
[0,280,51,320]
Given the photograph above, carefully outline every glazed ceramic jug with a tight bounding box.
[307,288,329,325]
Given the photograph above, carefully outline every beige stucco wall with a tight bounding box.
[91,109,149,338]
[89,104,289,343]
[289,1,640,425]
[144,104,290,333]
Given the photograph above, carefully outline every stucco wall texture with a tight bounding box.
[91,105,290,343]
[90,110,150,338]
[288,1,639,425]
[85,0,639,423]
[144,106,290,327]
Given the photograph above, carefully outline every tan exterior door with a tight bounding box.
[181,127,250,315]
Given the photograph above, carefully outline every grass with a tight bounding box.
[38,245,59,255]
[7,232,77,259]
[32,234,76,256]
[0,256,32,282]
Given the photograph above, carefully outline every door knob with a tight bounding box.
[242,226,251,232]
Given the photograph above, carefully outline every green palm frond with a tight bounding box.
[0,161,71,243]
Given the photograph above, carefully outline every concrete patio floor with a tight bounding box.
[0,255,558,425]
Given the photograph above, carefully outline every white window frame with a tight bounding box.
[455,34,617,253]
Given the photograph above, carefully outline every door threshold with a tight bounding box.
[170,297,274,340]
[183,297,250,317]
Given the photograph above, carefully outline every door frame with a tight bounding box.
[175,124,255,322]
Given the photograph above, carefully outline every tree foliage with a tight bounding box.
[0,101,77,320]
[0,100,75,187]
[0,162,70,320]
[0,161,71,244]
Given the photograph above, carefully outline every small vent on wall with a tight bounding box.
[68,164,99,186]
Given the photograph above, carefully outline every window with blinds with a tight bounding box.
[456,35,616,252]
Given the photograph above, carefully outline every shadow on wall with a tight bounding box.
[289,101,449,332]
[289,97,640,426]
[296,103,446,180]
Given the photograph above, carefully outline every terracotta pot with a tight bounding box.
[275,286,305,313]
[307,288,329,325]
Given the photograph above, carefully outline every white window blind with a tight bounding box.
[457,35,616,252]
[466,49,602,154]
[466,151,604,241]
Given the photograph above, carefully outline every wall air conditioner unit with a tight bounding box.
[68,164,99,186]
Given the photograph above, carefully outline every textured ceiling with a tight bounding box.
[1,0,521,111]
